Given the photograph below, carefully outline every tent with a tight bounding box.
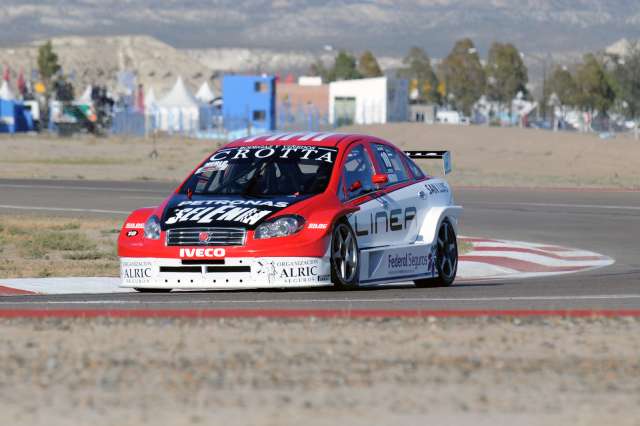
[145,87,157,111]
[0,81,15,101]
[154,77,200,133]
[195,81,215,104]
[78,85,92,103]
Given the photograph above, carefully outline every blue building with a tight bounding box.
[0,99,34,133]
[222,75,276,135]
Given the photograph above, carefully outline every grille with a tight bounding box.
[166,227,246,246]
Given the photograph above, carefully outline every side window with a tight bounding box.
[372,144,409,184]
[405,157,425,179]
[342,145,375,199]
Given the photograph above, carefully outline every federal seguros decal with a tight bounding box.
[366,245,437,281]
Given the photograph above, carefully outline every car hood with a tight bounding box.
[161,193,314,230]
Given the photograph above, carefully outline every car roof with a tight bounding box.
[225,132,379,149]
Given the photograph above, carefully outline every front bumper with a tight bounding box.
[120,256,332,290]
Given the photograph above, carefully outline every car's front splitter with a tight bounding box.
[120,256,332,290]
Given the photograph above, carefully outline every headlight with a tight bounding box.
[254,215,305,239]
[144,215,161,240]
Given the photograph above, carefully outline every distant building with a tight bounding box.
[222,75,276,133]
[0,81,34,133]
[297,76,323,86]
[328,77,408,126]
[409,104,437,123]
[276,79,329,130]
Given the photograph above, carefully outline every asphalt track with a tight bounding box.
[0,178,639,312]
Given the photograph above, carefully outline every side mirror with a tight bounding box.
[348,180,363,192]
[372,173,389,185]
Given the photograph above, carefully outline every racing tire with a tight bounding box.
[133,288,172,293]
[330,219,360,289]
[414,219,458,288]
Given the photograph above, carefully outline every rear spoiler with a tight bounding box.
[404,151,452,175]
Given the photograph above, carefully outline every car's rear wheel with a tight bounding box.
[415,219,458,288]
[330,220,360,289]
[133,288,172,293]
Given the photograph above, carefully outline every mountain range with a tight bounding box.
[1,1,639,57]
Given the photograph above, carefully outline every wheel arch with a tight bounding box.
[417,206,463,246]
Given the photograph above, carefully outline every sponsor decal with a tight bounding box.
[195,160,228,174]
[121,260,153,284]
[388,252,429,271]
[125,223,145,229]
[126,230,138,237]
[254,258,324,284]
[208,146,337,164]
[177,199,289,208]
[424,182,449,195]
[166,206,272,226]
[385,247,435,276]
[179,248,226,258]
[308,223,328,230]
[355,207,417,236]
[163,196,302,229]
[166,199,291,227]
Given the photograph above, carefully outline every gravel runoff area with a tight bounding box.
[1,316,639,426]
[1,124,639,188]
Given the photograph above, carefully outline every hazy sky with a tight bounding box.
[1,0,639,55]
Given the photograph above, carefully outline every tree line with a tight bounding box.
[312,39,640,123]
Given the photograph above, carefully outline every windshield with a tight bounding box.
[181,145,338,197]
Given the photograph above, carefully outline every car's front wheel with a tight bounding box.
[330,220,360,289]
[415,219,458,288]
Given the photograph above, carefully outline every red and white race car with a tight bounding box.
[118,132,462,292]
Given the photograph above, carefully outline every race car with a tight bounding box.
[118,132,462,292]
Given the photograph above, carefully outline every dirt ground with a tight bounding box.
[0,316,638,426]
[1,125,639,188]
[343,124,640,189]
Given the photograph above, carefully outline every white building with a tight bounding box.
[328,77,408,126]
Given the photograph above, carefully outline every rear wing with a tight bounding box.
[404,151,452,175]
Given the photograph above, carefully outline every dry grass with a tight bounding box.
[0,215,120,278]
[2,125,639,188]
[458,238,473,255]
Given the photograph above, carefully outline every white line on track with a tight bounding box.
[467,201,640,211]
[119,196,165,200]
[0,205,130,214]
[2,294,640,305]
[0,183,167,193]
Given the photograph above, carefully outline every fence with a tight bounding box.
[110,103,334,139]
[277,101,330,131]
